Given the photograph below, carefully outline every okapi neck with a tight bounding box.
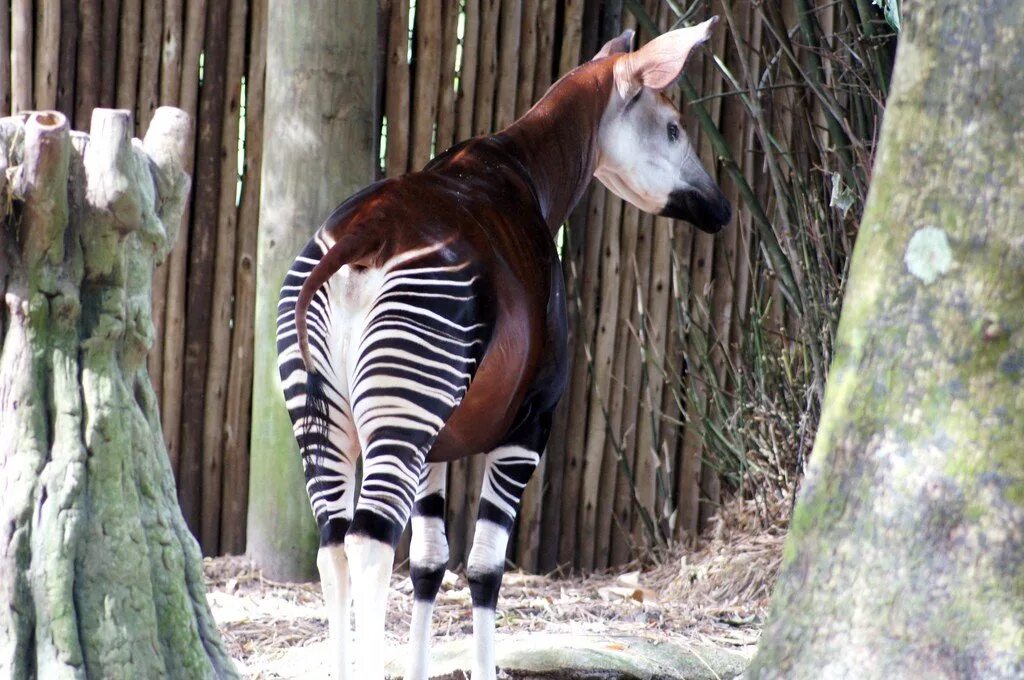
[498,63,613,232]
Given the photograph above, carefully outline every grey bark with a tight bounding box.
[747,2,1024,677]
[246,0,378,580]
[0,108,235,679]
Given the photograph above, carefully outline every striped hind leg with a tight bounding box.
[278,238,360,679]
[344,257,487,679]
[406,462,449,680]
[469,445,542,679]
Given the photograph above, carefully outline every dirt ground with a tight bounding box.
[206,498,787,678]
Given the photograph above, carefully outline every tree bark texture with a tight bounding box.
[247,0,378,581]
[0,108,235,678]
[748,2,1023,677]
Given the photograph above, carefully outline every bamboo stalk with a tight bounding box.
[34,0,60,110]
[514,0,538,116]
[410,0,441,169]
[200,0,248,555]
[433,0,459,154]
[383,0,410,176]
[494,0,520,128]
[12,0,34,113]
[115,0,141,115]
[100,0,121,106]
[220,0,267,557]
[142,0,166,390]
[0,0,11,115]
[160,0,204,480]
[176,0,222,538]
[577,188,621,570]
[472,0,498,135]
[556,0,584,77]
[557,187,603,569]
[532,0,556,94]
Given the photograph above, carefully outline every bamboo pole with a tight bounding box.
[145,0,168,387]
[383,0,410,176]
[200,0,248,555]
[12,0,33,113]
[115,0,141,115]
[494,0,521,128]
[410,0,441,169]
[557,187,604,569]
[514,0,538,116]
[0,0,10,115]
[447,0,481,567]
[472,0,498,136]
[557,0,585,78]
[180,0,230,545]
[577,188,622,570]
[160,0,204,479]
[34,0,60,110]
[221,0,267,557]
[533,2,563,572]
[434,0,459,154]
[99,0,120,107]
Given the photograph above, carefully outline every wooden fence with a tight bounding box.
[1,0,870,571]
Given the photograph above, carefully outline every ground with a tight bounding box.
[206,499,785,679]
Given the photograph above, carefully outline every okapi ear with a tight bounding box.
[593,29,635,60]
[613,16,718,99]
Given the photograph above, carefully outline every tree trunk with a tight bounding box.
[0,108,235,678]
[246,0,378,581]
[747,2,1024,677]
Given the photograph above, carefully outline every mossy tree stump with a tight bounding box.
[0,108,235,678]
[748,1,1023,677]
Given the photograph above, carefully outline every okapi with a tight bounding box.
[276,17,730,680]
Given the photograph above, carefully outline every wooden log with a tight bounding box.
[514,0,538,116]
[472,0,499,135]
[433,0,459,154]
[606,201,638,561]
[0,0,11,115]
[99,0,121,107]
[494,0,521,128]
[557,187,604,569]
[220,0,267,557]
[142,0,166,390]
[11,0,33,113]
[200,0,248,555]
[383,0,410,176]
[160,0,204,479]
[34,0,60,110]
[116,0,141,115]
[180,0,230,546]
[533,0,556,94]
[557,0,585,77]
[577,187,622,570]
[410,0,441,169]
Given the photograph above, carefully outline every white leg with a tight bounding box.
[345,533,395,680]
[406,463,449,680]
[467,519,509,680]
[317,545,351,680]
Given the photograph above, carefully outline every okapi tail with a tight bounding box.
[294,229,370,375]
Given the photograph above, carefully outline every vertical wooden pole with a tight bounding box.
[383,0,410,176]
[99,0,121,107]
[160,0,203,481]
[200,0,249,555]
[494,0,520,128]
[221,0,268,557]
[115,0,141,115]
[12,0,34,113]
[34,0,60,110]
[0,0,11,115]
[410,0,441,169]
[247,0,377,581]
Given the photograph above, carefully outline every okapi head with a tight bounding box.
[592,17,731,233]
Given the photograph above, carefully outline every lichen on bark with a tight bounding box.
[0,109,236,678]
[747,2,1024,678]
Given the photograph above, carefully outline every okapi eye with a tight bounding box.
[667,122,680,142]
